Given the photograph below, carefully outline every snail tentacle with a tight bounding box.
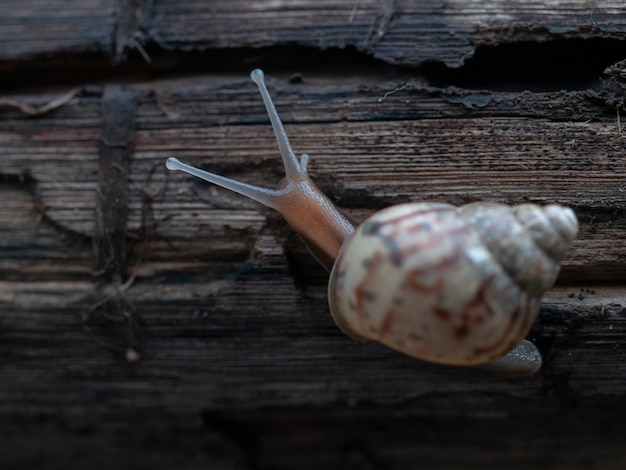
[299,153,309,173]
[165,157,281,208]
[167,70,354,272]
[250,68,306,182]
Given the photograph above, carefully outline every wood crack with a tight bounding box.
[88,84,141,360]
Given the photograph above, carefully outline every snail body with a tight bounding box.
[166,69,578,376]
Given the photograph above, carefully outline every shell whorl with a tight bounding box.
[328,202,578,366]
[459,202,578,296]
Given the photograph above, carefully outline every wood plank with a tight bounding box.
[4,74,624,282]
[0,0,117,60]
[1,2,626,468]
[149,0,626,66]
[1,0,625,68]
[1,73,624,411]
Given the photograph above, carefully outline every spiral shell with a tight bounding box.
[328,201,578,366]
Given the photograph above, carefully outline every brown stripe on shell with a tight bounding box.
[354,251,385,324]
[377,224,470,269]
[388,228,462,267]
[433,307,452,321]
[379,310,395,338]
[472,291,536,360]
[360,205,459,266]
[454,325,470,339]
[465,274,497,318]
[361,205,456,235]
[404,246,464,292]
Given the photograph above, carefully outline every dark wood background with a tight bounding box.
[1,1,625,468]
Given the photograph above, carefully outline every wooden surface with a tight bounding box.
[1,1,626,469]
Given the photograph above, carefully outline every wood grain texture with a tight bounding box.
[1,1,626,469]
[149,0,626,66]
[0,0,117,59]
[2,70,626,468]
[0,0,624,67]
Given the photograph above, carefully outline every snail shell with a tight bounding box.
[166,69,579,376]
[329,201,578,366]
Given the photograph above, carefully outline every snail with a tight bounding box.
[166,69,578,376]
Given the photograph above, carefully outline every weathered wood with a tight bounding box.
[4,76,624,277]
[1,0,624,67]
[2,69,626,468]
[149,0,626,67]
[0,0,118,59]
[1,1,626,468]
